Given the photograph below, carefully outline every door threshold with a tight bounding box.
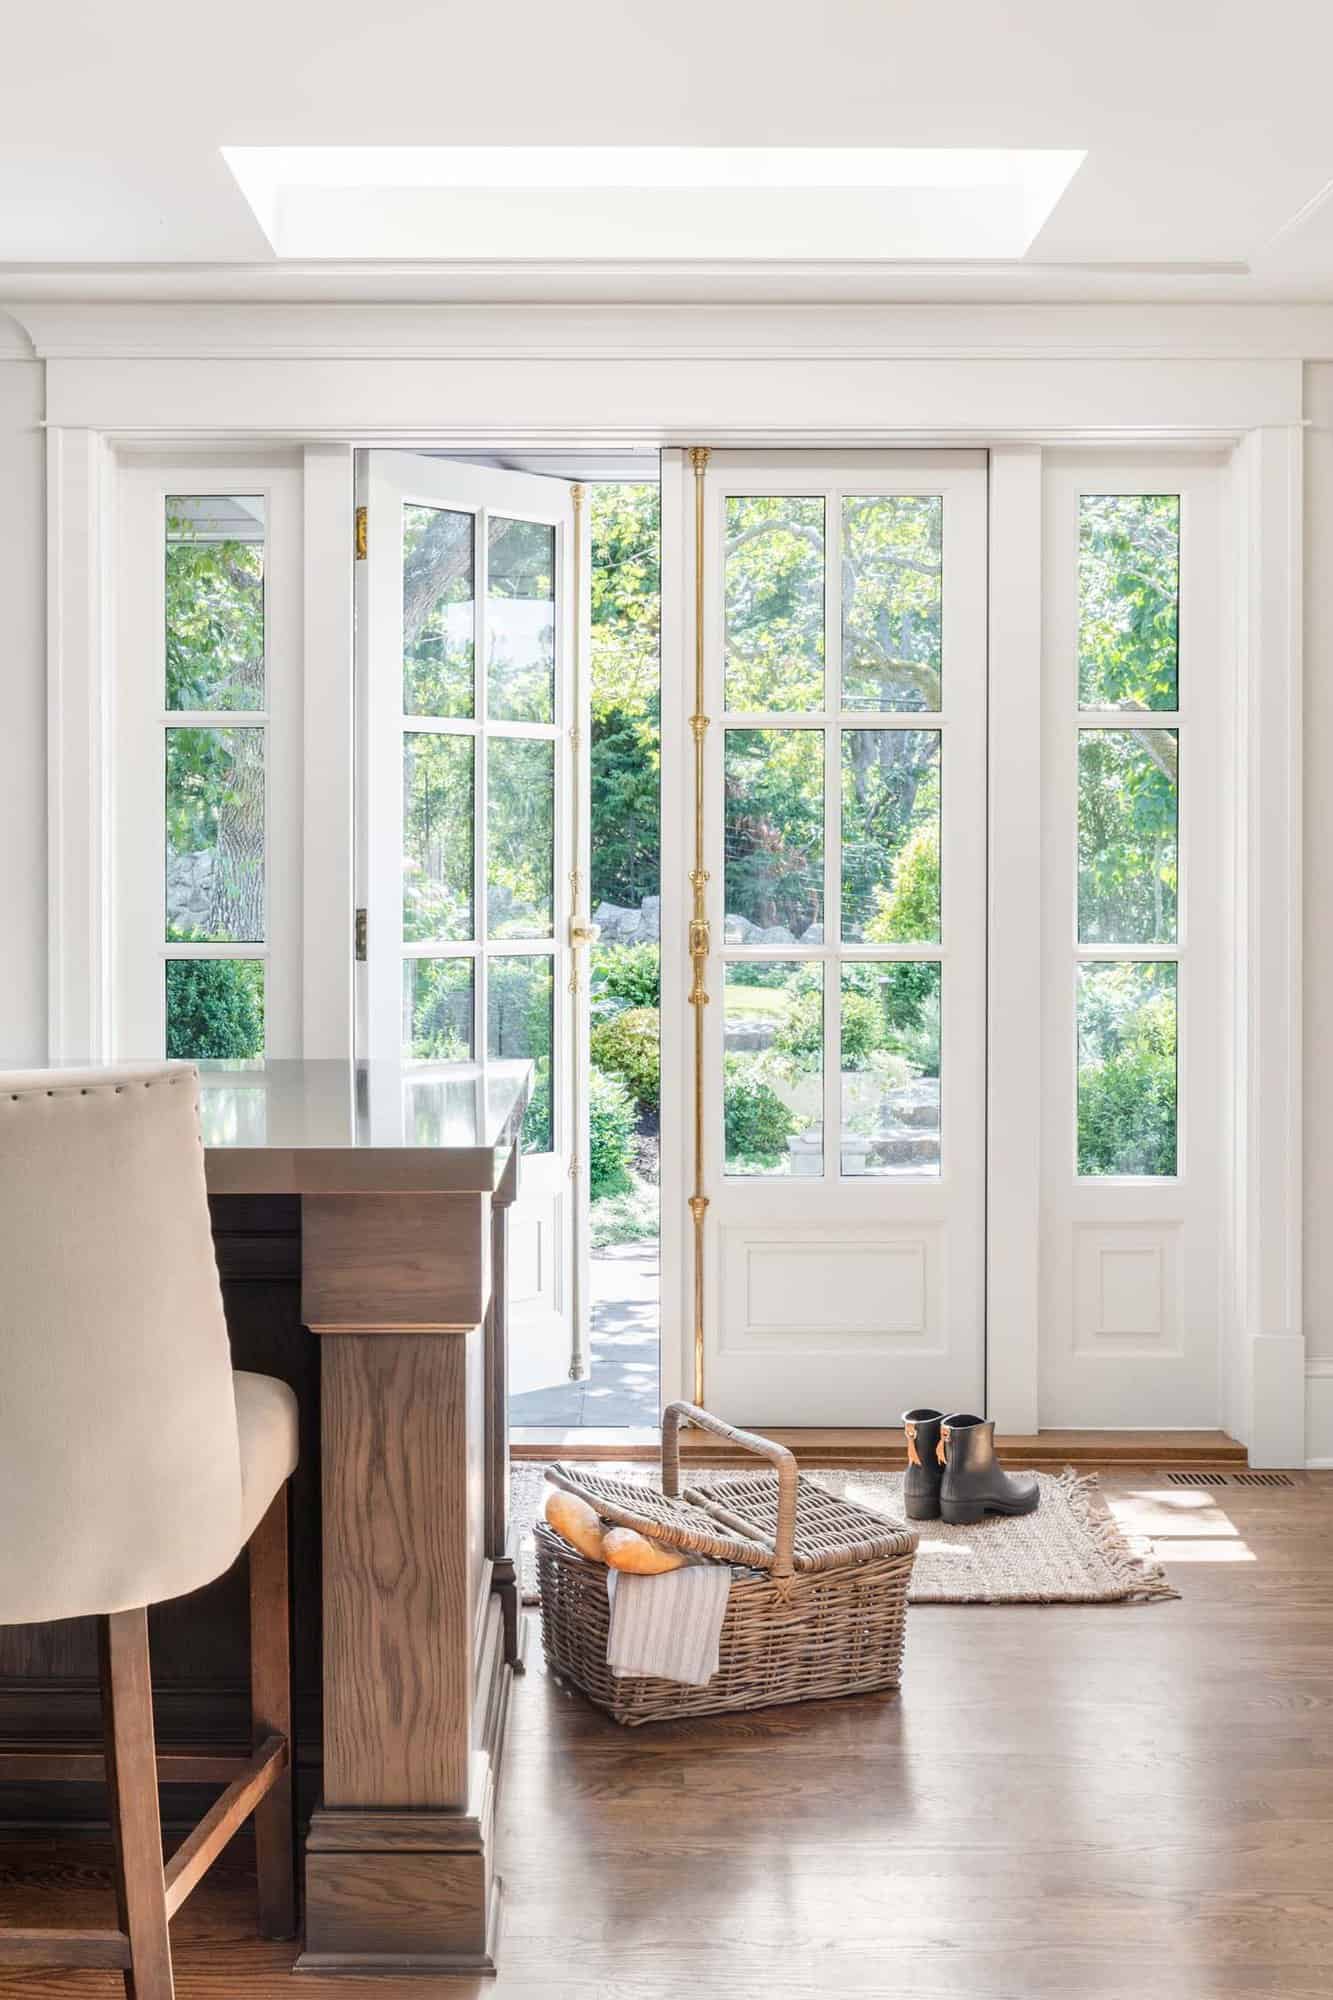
[511,1426,1247,1467]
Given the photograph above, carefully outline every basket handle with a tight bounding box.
[661,1402,798,1581]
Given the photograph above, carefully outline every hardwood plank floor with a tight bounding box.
[2,1471,1330,1999]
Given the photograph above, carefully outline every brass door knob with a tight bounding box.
[570,920,602,947]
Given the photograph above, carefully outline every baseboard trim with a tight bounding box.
[512,1427,1247,1470]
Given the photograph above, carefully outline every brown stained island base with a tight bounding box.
[0,1059,528,1979]
[209,1063,529,1976]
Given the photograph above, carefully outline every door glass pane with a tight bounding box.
[488,517,555,723]
[165,959,264,1058]
[1078,495,1180,711]
[841,729,940,942]
[723,962,822,1177]
[723,728,823,941]
[403,732,474,943]
[165,727,265,942]
[1078,729,1178,943]
[841,963,941,1178]
[165,496,264,711]
[488,953,554,1153]
[1077,961,1177,1176]
[487,736,555,939]
[724,496,824,712]
[841,495,942,712]
[402,958,474,1062]
[403,504,474,718]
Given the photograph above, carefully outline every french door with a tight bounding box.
[356,452,592,1396]
[689,451,988,1425]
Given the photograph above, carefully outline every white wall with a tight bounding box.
[1303,364,1333,1458]
[0,339,47,1063]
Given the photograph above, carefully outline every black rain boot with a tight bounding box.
[902,1408,945,1521]
[938,1414,1039,1524]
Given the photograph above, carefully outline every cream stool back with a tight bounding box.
[0,1065,298,1996]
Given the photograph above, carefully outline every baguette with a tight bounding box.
[544,1488,606,1562]
[602,1525,687,1574]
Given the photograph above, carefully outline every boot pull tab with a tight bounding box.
[904,1421,921,1468]
[936,1424,950,1467]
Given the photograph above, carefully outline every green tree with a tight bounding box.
[590,485,661,908]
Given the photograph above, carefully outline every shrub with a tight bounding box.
[591,941,660,1015]
[590,1006,660,1115]
[723,1055,798,1169]
[589,1065,637,1199]
[865,819,940,945]
[1078,992,1177,1176]
[165,959,264,1059]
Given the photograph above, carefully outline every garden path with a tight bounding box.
[509,1240,660,1429]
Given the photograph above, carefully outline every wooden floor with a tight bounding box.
[3,1469,1331,1999]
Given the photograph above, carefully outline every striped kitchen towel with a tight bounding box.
[605,1561,733,1686]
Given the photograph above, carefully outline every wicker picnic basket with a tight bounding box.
[534,1401,918,1725]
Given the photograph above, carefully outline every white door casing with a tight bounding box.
[356,451,585,1395]
[691,450,988,1426]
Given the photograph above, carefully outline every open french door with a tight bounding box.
[355,452,592,1395]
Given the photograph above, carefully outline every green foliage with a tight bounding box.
[724,726,824,933]
[164,514,264,711]
[591,942,660,1016]
[724,495,825,710]
[589,1007,660,1116]
[841,495,942,711]
[590,485,661,907]
[165,959,264,1059]
[1078,728,1177,943]
[723,1055,799,1170]
[1077,965,1177,1176]
[1078,494,1179,710]
[488,956,553,1153]
[590,1177,659,1249]
[403,960,471,1061]
[865,815,941,945]
[588,1065,637,1199]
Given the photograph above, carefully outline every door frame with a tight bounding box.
[36,326,1303,1461]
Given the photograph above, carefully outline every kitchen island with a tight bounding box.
[0,1058,530,1976]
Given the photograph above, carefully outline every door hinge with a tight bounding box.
[354,505,368,561]
[354,907,367,961]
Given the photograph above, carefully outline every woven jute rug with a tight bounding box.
[511,1462,1176,1607]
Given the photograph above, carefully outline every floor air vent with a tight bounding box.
[1164,1470,1230,1486]
[1231,1471,1296,1488]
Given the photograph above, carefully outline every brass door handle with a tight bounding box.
[570,920,601,948]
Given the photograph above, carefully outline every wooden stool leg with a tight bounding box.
[99,1610,174,2000]
[248,1485,297,1941]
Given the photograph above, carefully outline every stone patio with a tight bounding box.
[509,1240,660,1429]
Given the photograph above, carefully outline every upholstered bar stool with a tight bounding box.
[0,1065,299,1997]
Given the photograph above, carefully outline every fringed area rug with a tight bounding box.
[510,1463,1176,1607]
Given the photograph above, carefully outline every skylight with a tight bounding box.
[221,147,1085,262]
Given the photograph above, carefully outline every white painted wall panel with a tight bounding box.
[0,359,47,1062]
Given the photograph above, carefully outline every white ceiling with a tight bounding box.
[3,0,1333,301]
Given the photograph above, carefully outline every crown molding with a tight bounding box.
[9,298,1333,365]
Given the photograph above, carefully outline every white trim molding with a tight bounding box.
[1305,1358,1333,1468]
[985,445,1044,1433]
[1226,426,1306,1465]
[47,426,113,1062]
